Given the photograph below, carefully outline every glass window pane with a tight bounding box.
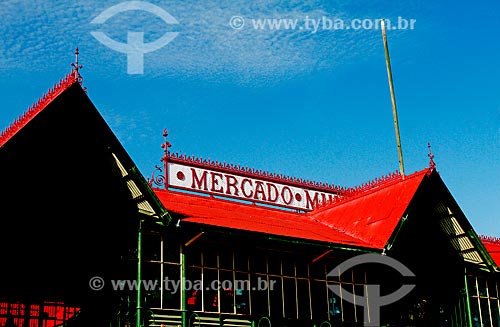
[186,267,202,311]
[252,254,267,274]
[203,249,218,268]
[341,284,355,323]
[203,269,219,312]
[468,275,478,297]
[162,264,180,309]
[479,277,489,297]
[310,263,326,280]
[490,280,498,299]
[235,272,250,315]
[268,254,281,275]
[163,238,180,263]
[283,278,297,319]
[311,280,328,320]
[251,274,269,316]
[325,262,340,282]
[235,253,249,272]
[340,270,353,283]
[186,247,201,267]
[269,276,283,318]
[220,270,234,313]
[353,269,366,284]
[296,261,308,278]
[491,299,500,327]
[470,297,481,327]
[219,250,233,270]
[282,256,295,277]
[143,233,161,262]
[297,279,311,320]
[327,285,342,323]
[481,298,492,327]
[142,263,161,308]
[354,284,367,324]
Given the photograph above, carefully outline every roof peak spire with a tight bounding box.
[70,47,84,87]
[428,142,436,170]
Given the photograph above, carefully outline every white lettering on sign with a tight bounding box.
[168,162,340,211]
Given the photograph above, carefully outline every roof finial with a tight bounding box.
[161,129,171,159]
[428,142,436,170]
[70,47,83,86]
[160,129,172,190]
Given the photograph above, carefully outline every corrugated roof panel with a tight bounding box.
[308,169,428,249]
[154,189,371,248]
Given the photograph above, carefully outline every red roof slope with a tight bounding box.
[154,189,372,248]
[481,236,500,267]
[0,72,80,148]
[310,169,429,249]
[154,169,431,249]
[154,169,429,250]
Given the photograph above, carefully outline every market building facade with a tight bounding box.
[1,63,499,327]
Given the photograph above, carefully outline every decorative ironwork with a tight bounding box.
[344,170,403,196]
[149,129,171,189]
[0,72,79,148]
[428,142,436,170]
[148,164,165,188]
[161,128,171,164]
[153,130,411,210]
[310,170,403,210]
[480,235,500,245]
[167,151,348,195]
[0,48,87,148]
[71,47,86,92]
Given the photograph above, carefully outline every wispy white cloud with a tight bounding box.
[0,0,422,84]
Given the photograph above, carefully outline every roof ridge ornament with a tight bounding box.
[0,54,83,147]
[428,142,436,170]
[149,129,171,189]
[480,235,500,245]
[166,150,349,194]
[70,47,86,91]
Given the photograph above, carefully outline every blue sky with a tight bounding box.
[1,1,499,237]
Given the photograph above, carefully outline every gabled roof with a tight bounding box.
[155,168,500,269]
[309,169,429,249]
[154,189,371,248]
[0,69,168,225]
[0,67,169,305]
[154,169,430,250]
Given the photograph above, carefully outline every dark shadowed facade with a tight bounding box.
[1,66,499,327]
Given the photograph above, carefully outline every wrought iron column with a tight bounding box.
[137,219,143,327]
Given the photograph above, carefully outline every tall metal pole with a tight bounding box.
[381,19,405,177]
[137,219,143,327]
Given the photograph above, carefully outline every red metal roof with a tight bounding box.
[0,72,79,148]
[154,189,372,248]
[154,169,431,249]
[310,169,429,249]
[3,66,497,261]
[480,236,500,267]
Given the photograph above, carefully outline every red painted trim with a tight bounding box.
[0,72,79,148]
[480,235,500,245]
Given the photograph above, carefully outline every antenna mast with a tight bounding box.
[381,19,405,177]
